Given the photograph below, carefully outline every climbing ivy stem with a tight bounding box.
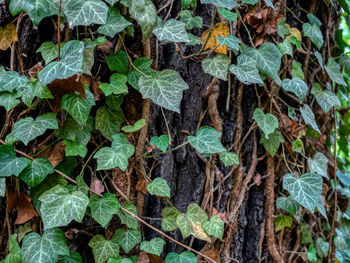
[143,141,189,159]
[78,142,105,178]
[238,12,254,47]
[31,139,60,157]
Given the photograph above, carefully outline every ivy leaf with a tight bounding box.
[317,196,328,221]
[200,0,237,9]
[0,178,5,197]
[12,112,58,145]
[39,41,84,85]
[244,42,282,80]
[122,119,146,133]
[188,126,226,154]
[139,69,189,113]
[260,130,284,156]
[20,157,54,187]
[300,104,320,134]
[186,203,210,242]
[88,235,120,263]
[9,0,59,26]
[176,213,192,238]
[0,145,29,177]
[111,134,135,158]
[76,175,89,196]
[114,229,141,253]
[314,51,324,72]
[277,18,290,38]
[274,215,293,232]
[307,14,322,27]
[277,38,293,56]
[308,152,328,178]
[146,178,171,197]
[218,8,237,21]
[19,80,53,107]
[0,92,20,111]
[311,83,340,113]
[117,201,138,229]
[179,10,203,30]
[202,215,224,239]
[129,0,157,41]
[0,70,28,92]
[300,223,313,244]
[283,173,323,212]
[165,251,197,263]
[218,151,239,166]
[276,196,300,215]
[127,58,153,91]
[58,252,82,263]
[61,89,95,125]
[229,54,263,85]
[302,23,324,49]
[202,54,230,81]
[4,234,21,263]
[150,135,169,152]
[264,0,274,8]
[292,60,304,80]
[161,207,180,231]
[89,193,121,228]
[63,140,87,158]
[98,7,132,38]
[153,19,189,43]
[217,35,240,51]
[281,77,308,102]
[307,244,317,262]
[253,108,279,136]
[95,106,124,141]
[292,139,304,153]
[21,228,69,263]
[38,185,89,229]
[325,57,347,86]
[37,42,64,64]
[105,0,119,5]
[107,50,129,75]
[140,238,165,256]
[63,0,108,26]
[94,147,129,171]
[100,73,128,96]
[82,38,95,75]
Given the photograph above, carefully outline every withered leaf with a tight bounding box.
[0,23,18,50]
[201,22,230,54]
[7,192,37,225]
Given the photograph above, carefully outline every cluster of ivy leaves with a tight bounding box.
[0,0,350,262]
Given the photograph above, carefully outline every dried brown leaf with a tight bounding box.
[7,192,37,225]
[90,177,105,195]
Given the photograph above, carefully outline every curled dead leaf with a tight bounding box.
[204,249,221,263]
[201,22,229,54]
[137,251,150,263]
[7,192,37,225]
[191,222,211,242]
[28,62,43,78]
[136,179,148,195]
[90,177,105,195]
[0,23,18,50]
[39,141,65,168]
[286,24,302,41]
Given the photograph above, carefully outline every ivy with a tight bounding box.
[188,126,226,154]
[89,194,121,228]
[140,238,165,256]
[89,235,120,263]
[202,54,230,80]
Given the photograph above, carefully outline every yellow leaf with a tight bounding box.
[0,23,18,50]
[191,222,211,242]
[201,22,229,54]
[285,24,302,41]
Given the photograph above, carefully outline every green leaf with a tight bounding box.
[292,139,304,153]
[139,69,189,112]
[20,157,54,187]
[9,0,59,26]
[218,8,237,21]
[202,54,230,81]
[63,0,108,26]
[38,185,89,229]
[218,151,239,166]
[292,60,304,80]
[188,126,226,154]
[217,35,240,51]
[300,223,313,244]
[253,108,279,136]
[39,41,84,85]
[127,58,153,91]
[315,238,329,257]
[107,50,129,75]
[243,42,282,80]
[105,0,119,5]
[176,213,192,238]
[314,51,324,72]
[316,196,327,221]
[100,73,128,96]
[181,0,197,9]
[229,54,263,85]
[55,117,91,143]
[161,207,180,231]
[114,229,141,253]
[4,234,21,263]
[277,38,293,56]
[63,140,88,158]
[260,130,284,156]
[179,10,203,30]
[122,119,146,133]
[82,38,95,75]
[200,0,237,9]
[58,252,83,263]
[307,14,322,27]
[186,203,208,223]
[186,33,202,46]
[300,104,320,134]
[76,175,89,195]
[339,54,350,75]
[140,238,165,256]
[147,177,171,197]
[302,23,324,49]
[264,0,274,8]
[165,251,197,263]
[0,178,5,197]
[311,83,340,113]
[0,146,29,177]
[37,42,64,64]
[274,215,293,232]
[282,173,323,212]
[111,134,135,158]
[307,243,317,262]
[89,193,121,228]
[61,89,95,125]
[98,7,132,38]
[0,70,28,92]
[89,235,120,263]
[150,135,169,152]
[277,17,290,38]
[153,19,189,43]
[308,152,328,178]
[0,92,20,111]
[94,147,129,171]
[19,80,53,107]
[117,201,138,229]
[281,78,308,102]
[276,196,300,215]
[12,112,58,145]
[325,57,347,86]
[241,0,259,4]
[129,0,157,41]
[95,106,124,141]
[21,228,69,263]
[202,215,224,239]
